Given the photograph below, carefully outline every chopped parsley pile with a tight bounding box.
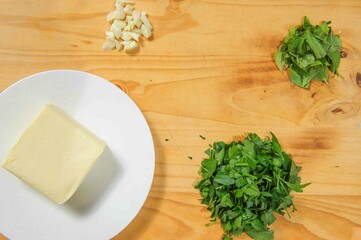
[195,133,309,240]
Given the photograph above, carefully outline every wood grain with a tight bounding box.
[1,0,361,239]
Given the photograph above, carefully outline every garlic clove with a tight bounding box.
[141,24,152,38]
[140,12,153,30]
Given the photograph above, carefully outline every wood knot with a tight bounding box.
[356,72,361,88]
[331,107,344,114]
[340,50,347,58]
[328,103,358,116]
[317,102,360,122]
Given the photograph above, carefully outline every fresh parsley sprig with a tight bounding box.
[195,132,310,240]
[275,16,342,88]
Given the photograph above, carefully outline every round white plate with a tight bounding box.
[0,70,155,240]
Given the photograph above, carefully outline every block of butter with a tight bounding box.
[1,104,106,204]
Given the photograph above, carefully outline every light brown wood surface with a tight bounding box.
[1,0,361,239]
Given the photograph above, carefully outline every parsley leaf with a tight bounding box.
[275,16,342,88]
[194,132,310,240]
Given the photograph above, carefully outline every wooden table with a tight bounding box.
[1,0,361,239]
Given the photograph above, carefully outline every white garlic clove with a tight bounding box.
[141,24,152,38]
[124,40,138,52]
[140,12,153,30]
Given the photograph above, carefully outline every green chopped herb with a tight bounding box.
[194,132,310,240]
[188,156,193,160]
[199,135,206,140]
[222,234,232,240]
[275,16,342,88]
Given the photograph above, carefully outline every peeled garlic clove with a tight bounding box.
[121,32,132,41]
[124,5,134,15]
[106,11,117,22]
[124,40,138,52]
[132,28,142,34]
[125,15,133,22]
[115,3,124,11]
[105,32,115,39]
[141,24,152,38]
[107,8,125,22]
[115,41,123,51]
[127,21,136,30]
[135,18,142,28]
[132,10,141,22]
[127,32,140,42]
[115,19,127,29]
[140,12,152,30]
[110,22,122,39]
[102,39,116,50]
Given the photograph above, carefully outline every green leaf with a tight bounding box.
[314,65,329,81]
[301,69,317,88]
[243,139,256,167]
[272,158,282,167]
[290,36,303,53]
[233,215,243,229]
[222,221,232,231]
[235,177,247,188]
[305,30,326,59]
[235,189,244,198]
[290,161,301,177]
[274,52,285,72]
[287,182,311,193]
[216,148,225,165]
[261,191,273,197]
[225,209,240,220]
[288,27,297,36]
[296,54,315,69]
[200,159,217,178]
[228,145,239,159]
[215,173,235,186]
[251,219,264,231]
[219,193,234,208]
[244,183,261,197]
[326,34,342,52]
[319,21,330,35]
[247,229,274,240]
[297,36,306,55]
[205,148,215,158]
[270,132,282,155]
[261,210,276,225]
[222,234,232,240]
[214,141,226,152]
[328,51,341,73]
[303,16,311,26]
[289,67,303,87]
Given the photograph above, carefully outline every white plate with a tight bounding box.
[0,70,155,240]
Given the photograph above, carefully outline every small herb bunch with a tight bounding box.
[275,16,342,88]
[194,133,310,240]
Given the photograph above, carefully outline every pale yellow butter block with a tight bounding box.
[1,104,106,204]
